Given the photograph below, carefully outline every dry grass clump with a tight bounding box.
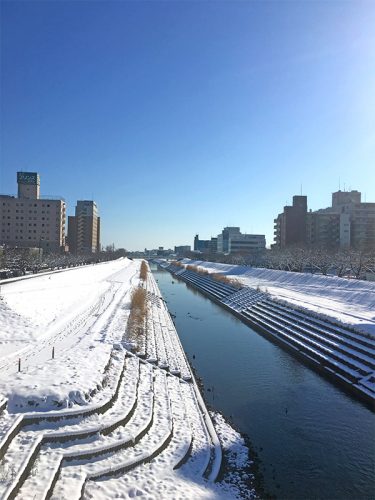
[198,268,209,276]
[186,264,209,275]
[186,262,242,288]
[126,287,147,350]
[140,260,148,281]
[171,260,183,267]
[211,273,241,289]
[131,287,146,316]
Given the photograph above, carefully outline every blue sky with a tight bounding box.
[1,0,374,250]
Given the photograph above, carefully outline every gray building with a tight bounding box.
[193,234,217,253]
[0,172,66,252]
[174,245,191,255]
[68,200,100,254]
[228,234,266,253]
[319,191,374,250]
[217,226,266,254]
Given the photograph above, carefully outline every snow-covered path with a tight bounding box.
[0,259,140,411]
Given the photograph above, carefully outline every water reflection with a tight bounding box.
[152,265,375,500]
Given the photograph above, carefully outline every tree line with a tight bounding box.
[181,247,375,280]
[0,246,127,278]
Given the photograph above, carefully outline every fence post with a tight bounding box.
[18,358,21,372]
[52,346,55,359]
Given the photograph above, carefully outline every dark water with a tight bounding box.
[151,265,375,500]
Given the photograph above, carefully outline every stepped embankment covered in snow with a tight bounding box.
[160,260,375,408]
[179,259,375,337]
[0,259,256,499]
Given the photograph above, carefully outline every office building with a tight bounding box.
[217,227,266,254]
[68,200,100,254]
[0,172,66,252]
[193,235,218,253]
[174,245,191,255]
[219,227,241,253]
[228,233,266,253]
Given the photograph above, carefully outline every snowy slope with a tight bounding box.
[0,258,139,411]
[181,259,375,336]
[0,260,256,499]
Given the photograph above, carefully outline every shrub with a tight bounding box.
[126,287,147,351]
[140,260,148,281]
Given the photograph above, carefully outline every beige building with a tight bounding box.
[68,200,100,254]
[0,172,66,252]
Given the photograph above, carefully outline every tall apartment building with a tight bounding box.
[350,202,375,250]
[68,200,100,254]
[273,190,375,250]
[0,172,66,252]
[273,196,308,249]
[306,211,341,249]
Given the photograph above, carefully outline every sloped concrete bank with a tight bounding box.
[158,262,375,410]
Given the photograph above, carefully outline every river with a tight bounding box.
[151,264,375,500]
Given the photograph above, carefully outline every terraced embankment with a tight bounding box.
[160,262,375,409]
[0,264,223,499]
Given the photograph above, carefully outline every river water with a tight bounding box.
[151,265,375,500]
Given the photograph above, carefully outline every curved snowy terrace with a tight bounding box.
[180,259,375,337]
[0,259,254,499]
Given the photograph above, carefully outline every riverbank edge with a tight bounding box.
[163,265,374,412]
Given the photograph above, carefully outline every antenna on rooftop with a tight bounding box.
[300,183,302,195]
[339,177,341,190]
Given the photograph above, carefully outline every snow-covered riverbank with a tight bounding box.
[0,259,257,499]
[180,259,375,337]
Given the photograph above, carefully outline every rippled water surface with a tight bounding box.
[152,265,375,500]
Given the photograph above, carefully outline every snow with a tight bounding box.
[0,259,257,499]
[0,258,139,412]
[180,259,375,336]
[82,406,257,500]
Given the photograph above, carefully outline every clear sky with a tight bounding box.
[1,0,374,251]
